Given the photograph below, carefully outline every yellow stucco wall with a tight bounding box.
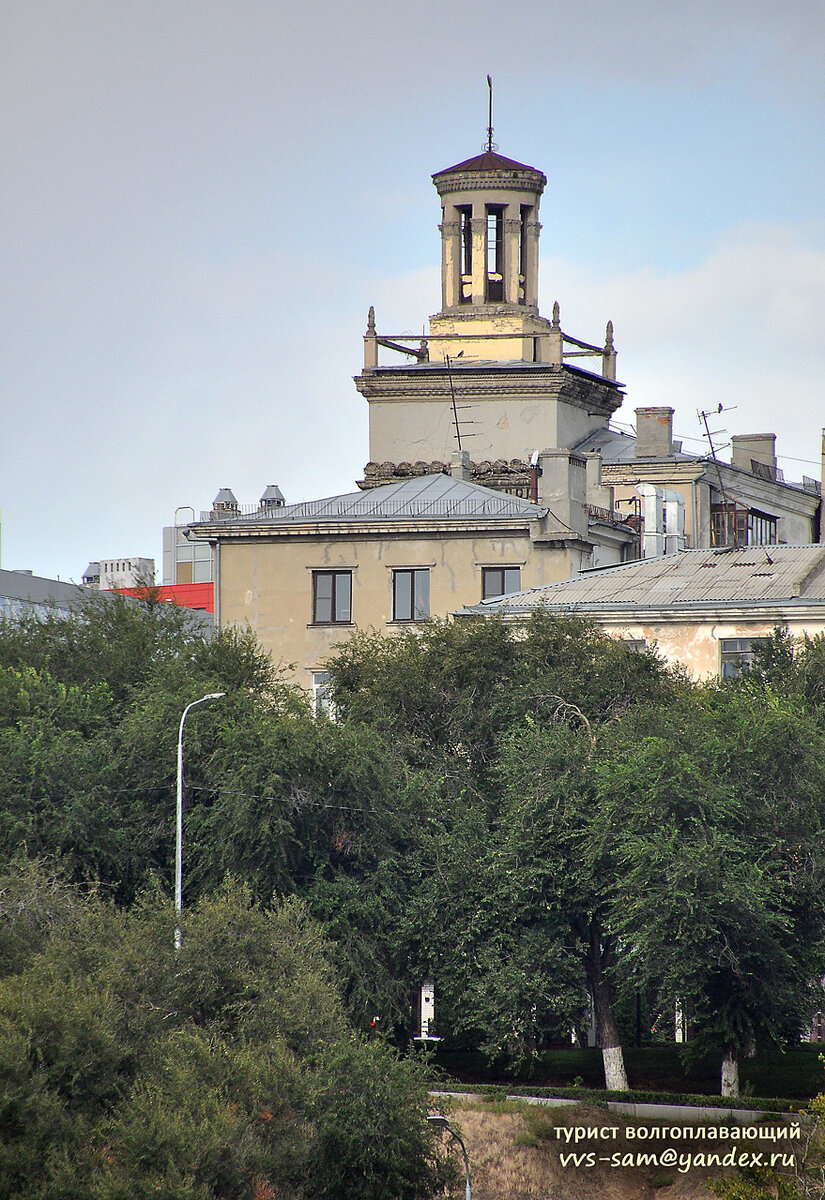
[217,528,574,686]
[596,615,825,679]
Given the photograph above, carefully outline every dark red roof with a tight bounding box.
[433,150,544,179]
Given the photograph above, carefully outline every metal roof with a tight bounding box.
[198,473,547,526]
[573,426,695,464]
[460,545,825,615]
[432,150,545,179]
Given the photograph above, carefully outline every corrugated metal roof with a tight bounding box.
[199,473,547,526]
[462,546,825,614]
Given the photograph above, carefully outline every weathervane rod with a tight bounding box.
[486,74,493,152]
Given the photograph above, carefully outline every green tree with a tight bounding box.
[0,866,452,1200]
[325,613,679,1084]
[598,688,825,1096]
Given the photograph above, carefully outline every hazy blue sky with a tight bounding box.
[3,1,824,580]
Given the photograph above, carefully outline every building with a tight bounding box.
[189,143,648,683]
[188,137,823,688]
[190,468,609,688]
[82,557,155,590]
[579,408,821,556]
[355,147,634,562]
[0,568,92,620]
[457,544,825,679]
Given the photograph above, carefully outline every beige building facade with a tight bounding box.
[192,471,619,688]
[459,545,825,680]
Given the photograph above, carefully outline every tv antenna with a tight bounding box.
[445,354,476,452]
[699,404,737,545]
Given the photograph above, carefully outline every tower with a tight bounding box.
[356,142,623,497]
[429,150,548,363]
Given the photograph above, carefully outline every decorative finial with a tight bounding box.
[551,300,560,330]
[483,75,498,153]
[604,320,614,351]
[366,305,376,335]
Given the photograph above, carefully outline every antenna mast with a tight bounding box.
[699,404,737,546]
[445,354,463,452]
[485,74,496,153]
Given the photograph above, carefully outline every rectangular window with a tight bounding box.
[458,206,472,303]
[392,569,429,622]
[719,637,769,678]
[482,566,521,600]
[311,671,334,718]
[711,504,777,547]
[312,571,352,624]
[485,205,504,301]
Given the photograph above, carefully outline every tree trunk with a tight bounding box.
[721,1047,740,1097]
[585,919,629,1092]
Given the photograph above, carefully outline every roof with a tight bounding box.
[458,545,825,616]
[433,150,545,179]
[196,473,548,527]
[574,426,695,464]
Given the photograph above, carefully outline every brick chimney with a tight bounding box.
[635,407,675,458]
[730,433,776,478]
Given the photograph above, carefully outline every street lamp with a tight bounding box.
[175,691,225,949]
[427,1114,471,1200]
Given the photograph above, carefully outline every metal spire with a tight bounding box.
[485,75,497,153]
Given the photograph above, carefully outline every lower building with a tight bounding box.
[457,544,825,679]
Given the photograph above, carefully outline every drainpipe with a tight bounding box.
[691,472,707,550]
[212,540,220,628]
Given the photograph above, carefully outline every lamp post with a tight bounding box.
[175,692,225,949]
[427,1114,471,1200]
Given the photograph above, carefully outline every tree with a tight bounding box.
[597,687,825,1096]
[325,613,679,1086]
[0,866,452,1200]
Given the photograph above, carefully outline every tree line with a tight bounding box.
[1,594,825,1195]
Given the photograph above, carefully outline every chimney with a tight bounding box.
[212,488,239,517]
[536,450,588,539]
[730,433,776,478]
[450,450,472,481]
[260,484,285,510]
[585,452,614,511]
[635,407,675,458]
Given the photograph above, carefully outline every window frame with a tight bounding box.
[311,570,352,625]
[391,568,430,623]
[719,636,770,678]
[481,566,521,601]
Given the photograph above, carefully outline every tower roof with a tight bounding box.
[433,150,545,182]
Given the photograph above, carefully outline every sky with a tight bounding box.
[2,0,825,581]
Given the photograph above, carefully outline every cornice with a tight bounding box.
[190,518,540,542]
[354,367,623,414]
[435,172,545,196]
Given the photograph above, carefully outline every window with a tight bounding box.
[719,637,769,678]
[312,571,351,624]
[482,566,521,600]
[518,205,531,303]
[311,671,334,718]
[458,206,472,303]
[711,504,777,547]
[392,569,429,622]
[485,205,504,301]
